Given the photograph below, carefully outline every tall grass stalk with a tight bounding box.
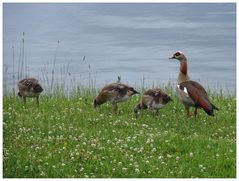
[3,64,8,95]
[20,32,25,79]
[50,40,60,94]
[12,46,15,95]
[17,44,22,81]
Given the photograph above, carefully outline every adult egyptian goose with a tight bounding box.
[94,83,139,114]
[169,51,219,117]
[134,88,172,117]
[18,78,44,106]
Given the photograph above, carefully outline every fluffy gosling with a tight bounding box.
[134,88,172,117]
[94,83,139,114]
[18,78,43,106]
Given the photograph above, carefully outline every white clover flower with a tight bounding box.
[122,167,127,171]
[135,168,140,173]
[167,154,172,158]
[199,164,203,168]
[91,143,96,147]
[151,148,156,152]
[40,171,45,176]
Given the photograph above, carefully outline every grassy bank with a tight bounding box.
[3,88,236,178]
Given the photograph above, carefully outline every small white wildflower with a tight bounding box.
[151,148,156,152]
[91,143,96,147]
[135,168,140,173]
[40,171,45,176]
[122,167,127,171]
[167,154,172,158]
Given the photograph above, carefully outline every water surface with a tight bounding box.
[3,3,236,94]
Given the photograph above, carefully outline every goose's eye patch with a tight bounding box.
[175,52,181,56]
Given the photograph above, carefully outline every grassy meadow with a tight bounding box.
[3,87,236,178]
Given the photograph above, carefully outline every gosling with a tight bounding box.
[94,83,139,114]
[134,88,172,117]
[18,78,43,106]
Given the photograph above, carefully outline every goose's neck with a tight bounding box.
[177,60,190,84]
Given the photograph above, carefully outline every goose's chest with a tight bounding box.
[176,86,195,106]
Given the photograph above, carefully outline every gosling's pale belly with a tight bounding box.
[115,94,130,102]
[23,91,40,97]
[149,101,165,109]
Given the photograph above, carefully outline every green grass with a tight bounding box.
[3,88,236,178]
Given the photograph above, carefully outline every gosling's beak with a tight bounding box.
[169,97,173,102]
[133,90,140,94]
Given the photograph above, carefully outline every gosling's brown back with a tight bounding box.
[94,83,139,107]
[18,78,43,97]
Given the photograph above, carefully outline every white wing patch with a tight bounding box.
[183,87,188,94]
[177,84,189,95]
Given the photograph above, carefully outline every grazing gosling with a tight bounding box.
[94,83,139,114]
[18,78,43,106]
[134,88,172,117]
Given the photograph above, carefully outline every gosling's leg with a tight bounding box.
[36,96,39,107]
[112,103,118,114]
[23,96,26,105]
[134,103,141,118]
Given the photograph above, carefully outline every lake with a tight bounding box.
[3,3,236,95]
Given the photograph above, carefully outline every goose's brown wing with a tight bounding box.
[179,81,213,113]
